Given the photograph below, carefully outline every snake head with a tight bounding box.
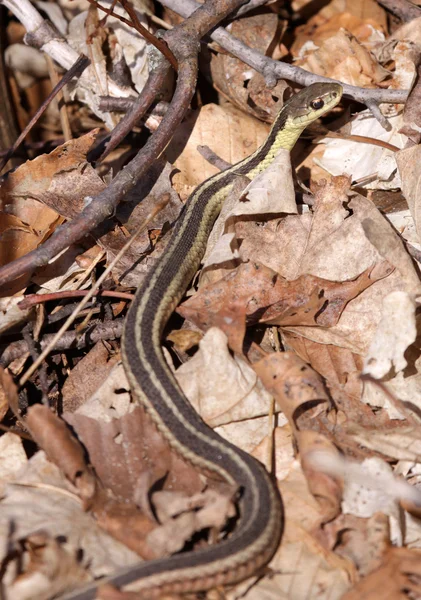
[285,82,343,128]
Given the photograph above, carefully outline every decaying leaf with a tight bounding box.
[179,261,390,353]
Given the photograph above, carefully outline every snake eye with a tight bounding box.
[310,98,325,110]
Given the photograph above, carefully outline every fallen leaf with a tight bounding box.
[179,261,388,353]
[253,351,329,432]
[296,29,389,87]
[166,103,269,200]
[210,13,288,120]
[363,291,417,378]
[0,130,105,219]
[175,328,274,427]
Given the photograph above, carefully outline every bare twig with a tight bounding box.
[98,96,169,116]
[0,55,89,172]
[0,0,134,128]
[45,55,72,142]
[18,290,133,309]
[197,145,232,170]
[18,195,168,387]
[0,0,246,289]
[0,320,125,367]
[91,64,170,162]
[86,0,178,70]
[159,0,409,108]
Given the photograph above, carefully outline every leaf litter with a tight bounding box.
[1,0,421,599]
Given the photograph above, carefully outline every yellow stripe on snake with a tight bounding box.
[63,82,343,599]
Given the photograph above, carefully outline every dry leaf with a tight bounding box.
[62,341,120,413]
[396,145,421,243]
[0,432,27,496]
[298,431,343,523]
[209,13,288,120]
[65,363,203,501]
[292,12,386,57]
[166,103,269,199]
[363,291,417,378]
[240,459,355,600]
[319,112,405,189]
[0,130,105,219]
[253,351,329,432]
[175,328,274,427]
[179,261,388,355]
[0,451,139,593]
[296,29,389,87]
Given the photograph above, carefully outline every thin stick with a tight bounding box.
[45,55,72,142]
[18,289,134,309]
[86,0,178,70]
[18,196,169,388]
[0,54,89,172]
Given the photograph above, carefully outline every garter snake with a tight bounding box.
[64,82,342,599]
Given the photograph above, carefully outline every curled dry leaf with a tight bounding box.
[283,335,363,398]
[0,451,140,594]
[6,532,92,600]
[296,29,389,87]
[25,405,98,505]
[209,13,288,120]
[0,130,105,220]
[148,489,236,557]
[253,351,329,432]
[0,365,21,421]
[319,112,405,190]
[166,329,202,352]
[62,341,120,413]
[297,430,343,523]
[310,453,421,547]
[0,131,105,294]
